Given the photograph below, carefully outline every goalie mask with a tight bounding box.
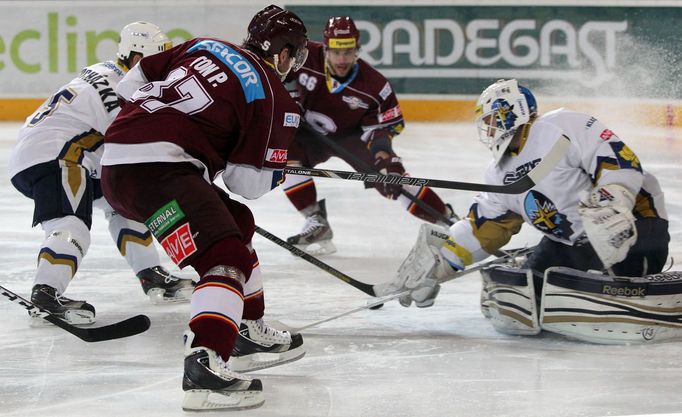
[244,5,309,80]
[475,79,537,164]
[117,21,172,68]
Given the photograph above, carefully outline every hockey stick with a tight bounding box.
[288,246,535,332]
[254,226,377,296]
[285,135,570,194]
[298,125,455,226]
[0,285,151,342]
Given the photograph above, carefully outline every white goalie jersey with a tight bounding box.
[9,61,125,179]
[442,108,667,268]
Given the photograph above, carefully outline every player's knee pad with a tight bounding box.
[480,266,540,336]
[191,237,253,281]
[41,215,91,258]
[540,267,682,344]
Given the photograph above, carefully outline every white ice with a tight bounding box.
[0,117,681,417]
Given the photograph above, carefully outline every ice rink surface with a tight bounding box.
[1,117,681,417]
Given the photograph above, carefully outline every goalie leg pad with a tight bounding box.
[480,266,540,336]
[540,267,682,344]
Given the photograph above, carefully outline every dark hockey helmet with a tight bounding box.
[244,5,309,73]
[323,16,360,49]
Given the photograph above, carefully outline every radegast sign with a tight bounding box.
[288,5,682,99]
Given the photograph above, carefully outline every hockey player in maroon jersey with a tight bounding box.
[101,5,308,411]
[283,16,456,255]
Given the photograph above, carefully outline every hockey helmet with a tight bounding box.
[323,16,360,50]
[244,5,309,77]
[117,21,171,63]
[475,79,538,164]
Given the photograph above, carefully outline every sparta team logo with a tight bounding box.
[523,190,573,240]
[492,99,517,130]
[342,95,369,110]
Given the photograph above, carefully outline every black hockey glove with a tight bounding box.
[373,156,405,200]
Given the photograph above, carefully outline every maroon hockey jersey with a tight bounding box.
[103,38,301,199]
[290,41,404,146]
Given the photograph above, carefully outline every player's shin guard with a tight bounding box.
[189,266,246,360]
[480,266,540,335]
[227,248,305,372]
[541,267,682,344]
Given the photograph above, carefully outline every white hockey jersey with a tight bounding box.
[442,108,667,268]
[9,61,124,178]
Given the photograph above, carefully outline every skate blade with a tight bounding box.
[29,310,96,327]
[147,287,192,305]
[229,347,306,373]
[182,389,264,411]
[294,240,337,256]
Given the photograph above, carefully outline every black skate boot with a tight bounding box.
[229,319,305,372]
[30,284,95,325]
[182,330,264,411]
[137,266,193,304]
[287,199,336,255]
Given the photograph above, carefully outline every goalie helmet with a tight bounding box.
[475,79,537,164]
[323,16,360,50]
[244,5,309,78]
[117,21,171,65]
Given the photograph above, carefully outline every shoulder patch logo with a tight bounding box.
[379,82,392,100]
[283,112,300,128]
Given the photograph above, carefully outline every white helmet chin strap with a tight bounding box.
[272,55,294,81]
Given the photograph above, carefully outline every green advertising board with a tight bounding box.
[288,5,681,99]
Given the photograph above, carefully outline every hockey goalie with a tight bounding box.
[377,79,675,344]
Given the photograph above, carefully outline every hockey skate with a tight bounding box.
[137,266,193,304]
[229,319,305,372]
[182,330,264,411]
[287,199,336,255]
[30,284,95,325]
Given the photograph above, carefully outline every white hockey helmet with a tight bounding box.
[475,79,537,164]
[117,21,172,64]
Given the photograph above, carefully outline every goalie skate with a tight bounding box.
[182,330,264,411]
[287,199,336,255]
[229,319,305,372]
[137,266,193,304]
[30,284,95,325]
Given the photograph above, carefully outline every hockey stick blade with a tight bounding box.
[255,226,376,296]
[285,135,570,194]
[1,285,151,343]
[289,246,535,332]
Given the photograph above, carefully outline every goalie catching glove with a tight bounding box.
[578,183,637,269]
[374,223,458,307]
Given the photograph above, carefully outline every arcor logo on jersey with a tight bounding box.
[342,95,369,110]
[378,105,402,123]
[160,222,197,264]
[187,40,265,103]
[523,190,573,240]
[283,112,300,128]
[266,148,288,163]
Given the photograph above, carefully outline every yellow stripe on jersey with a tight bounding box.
[469,209,524,255]
[62,131,104,165]
[442,238,473,266]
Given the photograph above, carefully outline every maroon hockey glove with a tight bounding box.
[373,156,405,200]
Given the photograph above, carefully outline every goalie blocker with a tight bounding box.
[480,265,682,344]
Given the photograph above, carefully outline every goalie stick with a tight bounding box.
[287,246,536,332]
[0,285,151,342]
[255,226,376,296]
[284,135,570,194]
